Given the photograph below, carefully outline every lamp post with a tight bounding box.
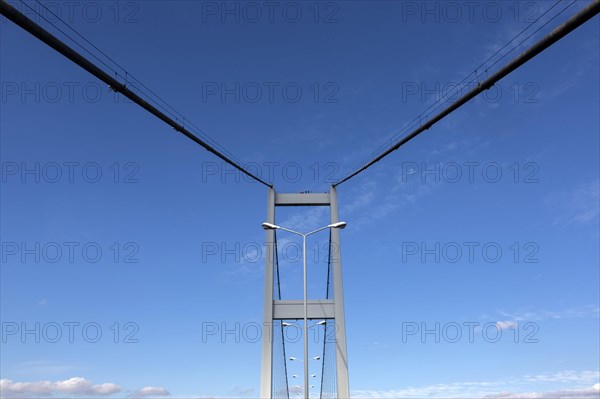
[262,221,347,399]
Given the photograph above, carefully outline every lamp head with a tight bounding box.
[329,221,347,229]
[262,222,279,230]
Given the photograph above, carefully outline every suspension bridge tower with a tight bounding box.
[260,186,350,398]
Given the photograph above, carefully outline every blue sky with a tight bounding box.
[1,0,599,398]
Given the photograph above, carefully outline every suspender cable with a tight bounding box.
[0,0,273,188]
[334,0,600,188]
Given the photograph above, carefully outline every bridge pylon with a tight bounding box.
[260,186,350,398]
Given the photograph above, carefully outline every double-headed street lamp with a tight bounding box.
[289,356,321,361]
[262,221,347,399]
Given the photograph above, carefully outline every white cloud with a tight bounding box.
[0,377,121,398]
[0,379,173,399]
[128,386,170,398]
[352,371,600,399]
[522,370,600,385]
[484,383,600,398]
[496,321,518,330]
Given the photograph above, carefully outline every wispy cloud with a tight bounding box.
[278,206,329,232]
[496,320,519,330]
[230,386,255,397]
[352,370,600,398]
[342,180,376,214]
[429,141,458,156]
[484,383,600,398]
[8,361,75,378]
[343,184,402,231]
[545,180,599,226]
[521,370,600,385]
[498,305,600,322]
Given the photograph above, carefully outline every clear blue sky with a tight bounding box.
[1,0,598,398]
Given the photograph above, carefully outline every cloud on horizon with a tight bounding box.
[351,370,600,399]
[0,378,170,399]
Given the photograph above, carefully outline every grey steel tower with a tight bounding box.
[260,187,350,398]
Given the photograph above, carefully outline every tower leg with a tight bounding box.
[260,187,276,398]
[330,186,350,397]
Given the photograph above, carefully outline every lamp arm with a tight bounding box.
[276,226,304,237]
[305,225,331,237]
